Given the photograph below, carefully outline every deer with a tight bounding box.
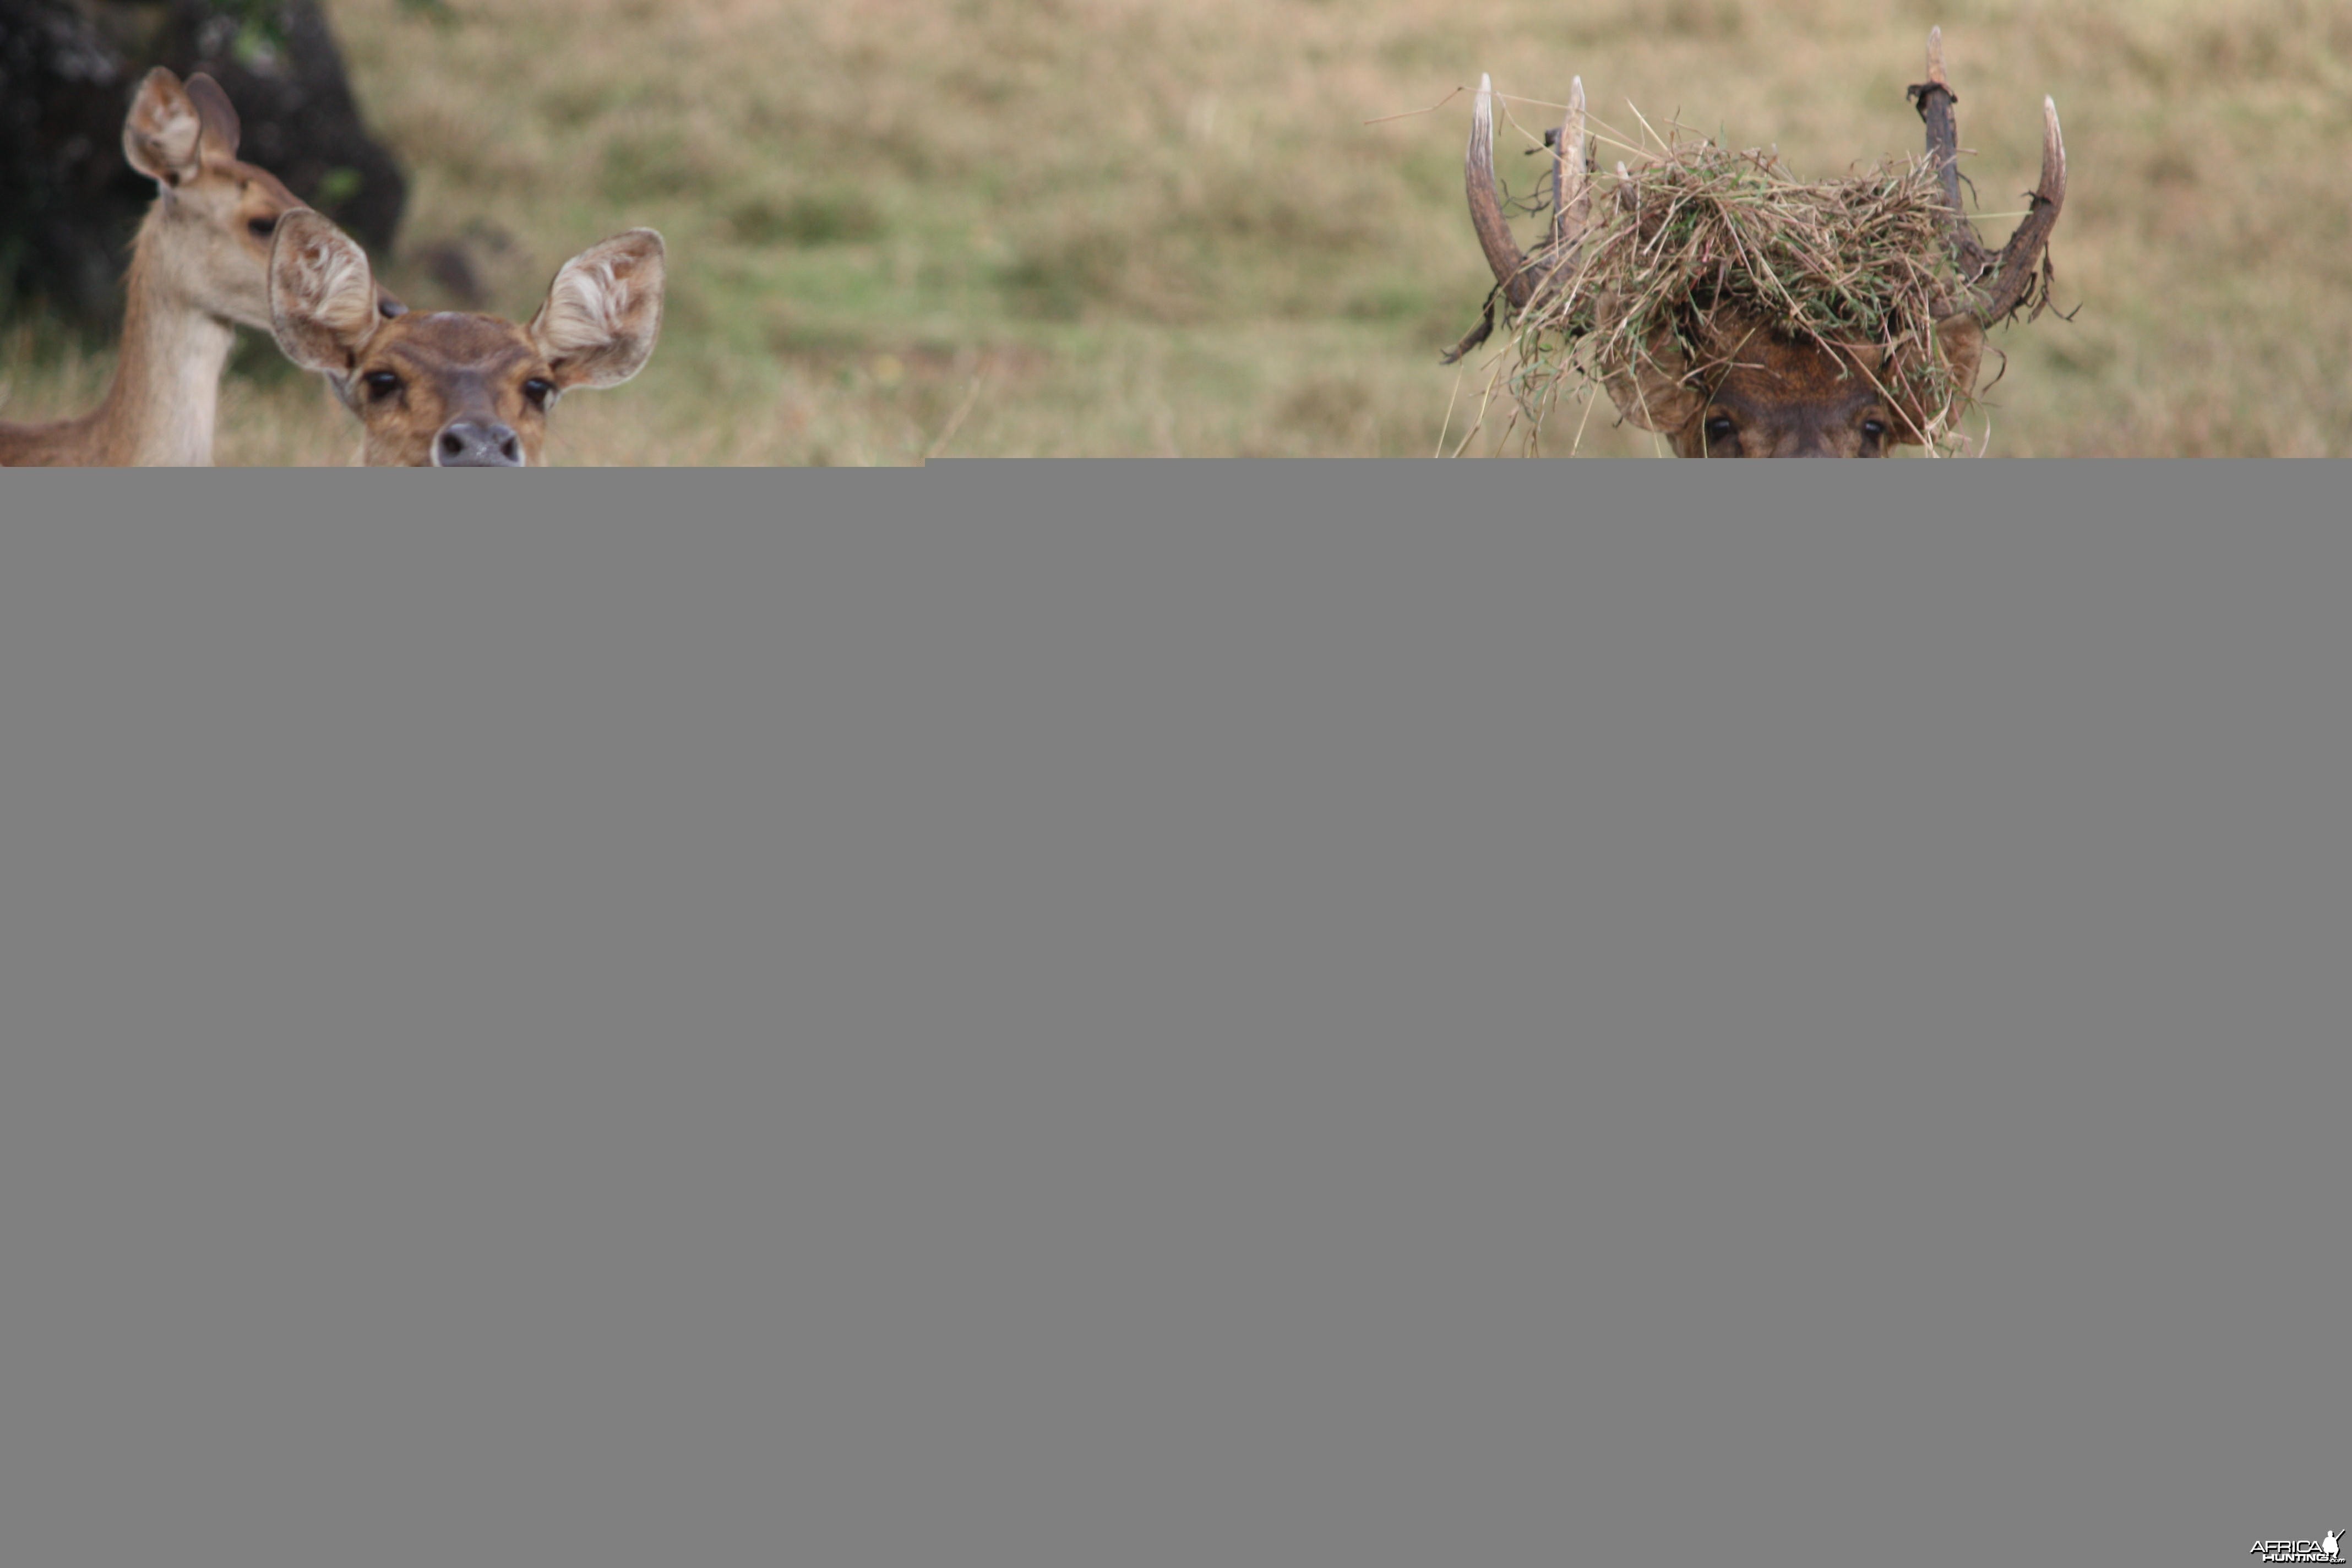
[0,68,404,467]
[1449,28,2067,457]
[265,209,665,466]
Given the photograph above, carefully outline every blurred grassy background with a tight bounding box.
[4,0,2347,460]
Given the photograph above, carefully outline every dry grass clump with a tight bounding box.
[1490,134,1978,434]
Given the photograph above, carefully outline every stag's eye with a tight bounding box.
[1705,413,1737,443]
[522,377,555,410]
[248,215,279,241]
[1861,418,1887,440]
[362,371,402,401]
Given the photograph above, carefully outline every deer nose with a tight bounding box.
[433,419,524,467]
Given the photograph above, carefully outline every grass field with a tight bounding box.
[3,0,2347,459]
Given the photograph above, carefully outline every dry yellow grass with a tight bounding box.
[3,0,2346,458]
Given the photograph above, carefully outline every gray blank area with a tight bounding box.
[0,465,2343,1568]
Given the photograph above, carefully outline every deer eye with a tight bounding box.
[362,371,402,401]
[1860,418,1887,439]
[522,378,555,410]
[248,215,279,241]
[1705,413,1736,442]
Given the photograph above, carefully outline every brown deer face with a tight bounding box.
[269,212,665,466]
[1450,31,2063,458]
[1603,309,1988,459]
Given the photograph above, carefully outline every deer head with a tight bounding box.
[119,67,404,337]
[268,210,665,466]
[1450,28,2066,457]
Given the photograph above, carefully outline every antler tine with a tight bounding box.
[1464,75,1535,308]
[1974,95,2066,323]
[1910,26,1990,280]
[1550,76,1589,257]
[1920,27,1958,213]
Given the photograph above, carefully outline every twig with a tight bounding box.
[1364,86,1467,126]
[924,359,991,461]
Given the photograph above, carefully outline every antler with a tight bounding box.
[1910,25,2066,324]
[1463,75,1534,313]
[1445,75,1591,363]
[1550,77,1591,260]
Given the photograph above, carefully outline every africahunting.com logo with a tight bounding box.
[2251,1533,2342,1564]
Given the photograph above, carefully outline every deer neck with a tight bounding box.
[88,213,239,467]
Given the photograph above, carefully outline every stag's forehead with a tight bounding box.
[373,313,545,375]
[1698,319,1885,398]
[1721,354,1882,404]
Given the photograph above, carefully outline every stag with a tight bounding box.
[1450,28,2066,456]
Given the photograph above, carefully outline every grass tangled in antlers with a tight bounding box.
[1498,139,1973,426]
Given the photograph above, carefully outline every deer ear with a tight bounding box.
[270,211,383,374]
[1883,314,1987,445]
[1600,329,1705,435]
[529,230,667,390]
[123,68,203,188]
[182,73,243,161]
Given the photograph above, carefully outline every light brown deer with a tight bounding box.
[1450,28,2067,457]
[0,68,403,467]
[266,210,664,466]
